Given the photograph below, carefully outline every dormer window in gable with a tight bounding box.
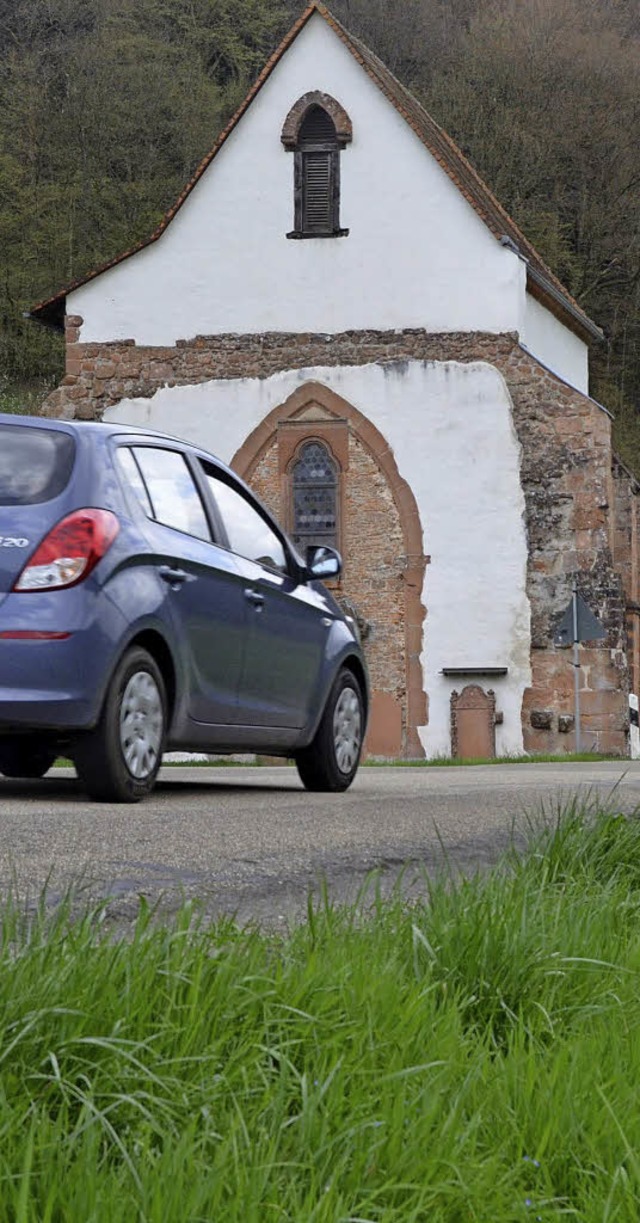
[281,92,352,239]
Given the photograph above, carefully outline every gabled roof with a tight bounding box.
[29,1,602,342]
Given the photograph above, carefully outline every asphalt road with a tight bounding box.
[1,760,639,930]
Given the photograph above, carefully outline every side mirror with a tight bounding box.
[306,544,342,580]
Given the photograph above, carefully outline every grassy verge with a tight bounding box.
[115,752,620,770]
[2,806,640,1218]
[363,751,620,766]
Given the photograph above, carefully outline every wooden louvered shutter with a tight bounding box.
[290,104,342,237]
[302,151,333,233]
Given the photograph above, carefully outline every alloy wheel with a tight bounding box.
[333,684,362,774]
[119,669,164,779]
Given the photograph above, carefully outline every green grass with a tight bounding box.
[363,751,620,766]
[3,805,640,1218]
[157,751,619,769]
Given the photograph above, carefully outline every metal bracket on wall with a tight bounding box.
[441,667,508,677]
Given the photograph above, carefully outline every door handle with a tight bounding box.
[244,587,265,608]
[159,565,190,587]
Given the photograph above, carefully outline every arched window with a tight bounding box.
[291,440,339,551]
[282,93,351,239]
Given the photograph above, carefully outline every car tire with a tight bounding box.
[0,738,57,779]
[74,646,166,803]
[295,667,364,792]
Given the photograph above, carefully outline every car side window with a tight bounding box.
[204,468,288,574]
[117,446,211,542]
[116,447,154,517]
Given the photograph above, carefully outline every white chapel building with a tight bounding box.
[32,2,639,758]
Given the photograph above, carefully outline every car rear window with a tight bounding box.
[0,426,76,506]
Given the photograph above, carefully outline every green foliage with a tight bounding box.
[0,0,292,385]
[3,807,640,1216]
[363,751,619,766]
[0,375,58,415]
[328,0,640,465]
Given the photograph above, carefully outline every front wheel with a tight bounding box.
[74,647,166,803]
[295,668,364,792]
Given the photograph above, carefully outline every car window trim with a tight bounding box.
[196,458,295,578]
[113,440,223,546]
[119,446,156,518]
[183,451,229,546]
[113,441,160,524]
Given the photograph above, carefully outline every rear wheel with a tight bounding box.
[295,668,364,792]
[74,646,166,802]
[0,737,56,779]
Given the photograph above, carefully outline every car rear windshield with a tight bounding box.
[0,426,76,506]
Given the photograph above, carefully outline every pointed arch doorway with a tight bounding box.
[231,381,428,758]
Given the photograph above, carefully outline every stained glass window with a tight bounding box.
[292,441,338,551]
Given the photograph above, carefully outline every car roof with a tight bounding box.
[0,412,236,478]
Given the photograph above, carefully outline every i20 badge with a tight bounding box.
[0,537,29,547]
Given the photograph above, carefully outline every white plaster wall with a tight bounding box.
[104,360,531,757]
[521,293,589,394]
[70,14,525,344]
[630,694,640,760]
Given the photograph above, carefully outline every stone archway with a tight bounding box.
[231,381,427,758]
[281,92,353,149]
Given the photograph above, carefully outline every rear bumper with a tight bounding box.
[0,634,108,730]
[0,585,126,732]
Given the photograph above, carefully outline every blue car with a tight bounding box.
[0,414,368,801]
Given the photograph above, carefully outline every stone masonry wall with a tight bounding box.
[612,460,640,696]
[505,347,628,753]
[43,322,632,755]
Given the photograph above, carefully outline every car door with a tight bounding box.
[116,444,247,725]
[199,462,331,729]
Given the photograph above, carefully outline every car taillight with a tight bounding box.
[13,509,120,592]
